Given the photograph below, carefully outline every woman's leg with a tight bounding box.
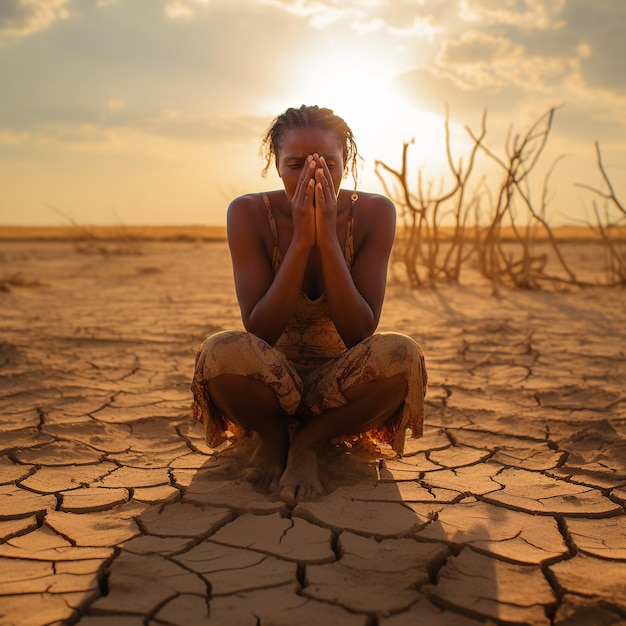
[208,374,290,491]
[278,332,426,502]
[192,331,302,491]
[278,373,408,502]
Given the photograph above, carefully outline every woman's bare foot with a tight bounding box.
[241,437,289,492]
[278,445,323,503]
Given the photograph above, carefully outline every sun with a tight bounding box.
[273,48,451,194]
[332,84,451,196]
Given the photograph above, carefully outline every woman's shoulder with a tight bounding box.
[346,191,396,254]
[227,192,268,227]
[354,190,394,206]
[351,191,395,227]
[228,190,286,217]
[228,192,263,213]
[227,192,279,248]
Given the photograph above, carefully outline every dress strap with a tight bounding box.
[261,193,283,270]
[344,193,357,268]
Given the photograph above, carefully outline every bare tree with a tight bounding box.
[467,107,580,288]
[576,142,626,285]
[375,107,485,286]
[374,107,616,290]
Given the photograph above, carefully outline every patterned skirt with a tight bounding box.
[190,330,427,456]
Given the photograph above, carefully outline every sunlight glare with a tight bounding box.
[271,47,453,193]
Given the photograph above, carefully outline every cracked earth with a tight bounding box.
[1,239,625,625]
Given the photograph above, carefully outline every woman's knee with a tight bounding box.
[198,330,267,376]
[360,332,426,391]
[200,330,255,356]
[366,332,424,364]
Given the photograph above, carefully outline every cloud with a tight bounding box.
[0,129,31,145]
[106,98,127,114]
[0,107,268,154]
[255,0,443,33]
[396,57,626,151]
[395,65,524,121]
[437,30,569,93]
[163,0,212,20]
[257,0,349,28]
[0,0,70,37]
[460,0,566,31]
[388,15,440,39]
[441,30,522,65]
[164,1,195,20]
[560,0,626,95]
[139,109,266,143]
[353,15,440,40]
[422,12,626,136]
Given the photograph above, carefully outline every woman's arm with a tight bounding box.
[228,159,318,345]
[318,192,396,347]
[227,196,304,345]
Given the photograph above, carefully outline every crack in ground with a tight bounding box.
[277,518,294,545]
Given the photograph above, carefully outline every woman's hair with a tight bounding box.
[261,104,360,187]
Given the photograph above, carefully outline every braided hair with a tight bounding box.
[261,105,360,188]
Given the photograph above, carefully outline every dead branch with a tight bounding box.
[376,107,621,290]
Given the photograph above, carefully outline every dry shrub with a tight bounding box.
[46,203,143,256]
[575,142,626,286]
[376,107,625,290]
[0,273,44,292]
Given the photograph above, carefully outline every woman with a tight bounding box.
[191,105,426,503]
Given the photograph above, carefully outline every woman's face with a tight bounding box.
[276,126,345,202]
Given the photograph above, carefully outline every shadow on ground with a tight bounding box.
[1,240,626,625]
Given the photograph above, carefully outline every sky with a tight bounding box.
[0,0,625,227]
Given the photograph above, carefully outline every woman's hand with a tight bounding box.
[289,153,340,251]
[290,155,317,249]
[313,155,340,250]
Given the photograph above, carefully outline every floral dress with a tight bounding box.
[191,193,427,455]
